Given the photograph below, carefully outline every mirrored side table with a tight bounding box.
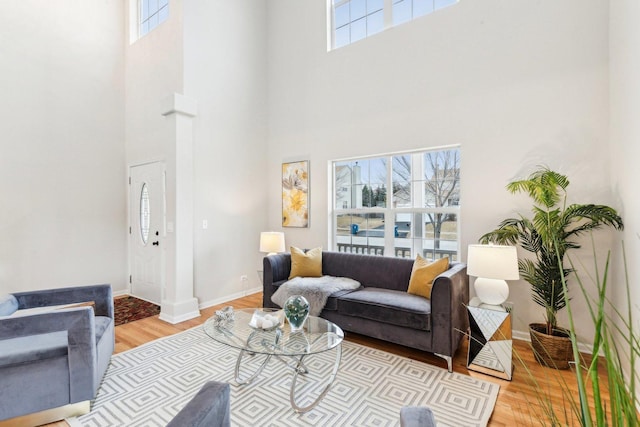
[467,297,513,380]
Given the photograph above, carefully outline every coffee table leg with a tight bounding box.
[290,344,342,413]
[234,349,272,385]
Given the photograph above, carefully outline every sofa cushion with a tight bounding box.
[0,331,68,367]
[323,288,361,311]
[322,252,414,292]
[337,288,431,331]
[289,246,323,279]
[407,256,449,299]
[270,280,358,312]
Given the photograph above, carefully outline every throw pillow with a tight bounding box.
[407,255,449,299]
[289,246,323,279]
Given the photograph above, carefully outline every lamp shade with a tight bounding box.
[467,244,519,280]
[467,244,519,306]
[259,232,285,254]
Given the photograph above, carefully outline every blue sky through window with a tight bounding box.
[140,0,169,37]
[334,0,385,48]
[333,0,458,49]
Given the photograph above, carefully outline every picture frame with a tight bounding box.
[282,160,309,228]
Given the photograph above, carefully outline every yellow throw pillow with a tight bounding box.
[289,246,323,279]
[407,255,449,299]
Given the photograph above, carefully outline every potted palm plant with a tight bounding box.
[479,167,623,368]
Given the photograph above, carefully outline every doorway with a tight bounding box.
[129,161,165,305]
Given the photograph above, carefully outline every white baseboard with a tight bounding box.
[198,287,262,311]
[112,289,129,298]
[158,311,201,324]
[159,297,201,324]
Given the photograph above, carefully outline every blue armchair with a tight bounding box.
[0,284,114,424]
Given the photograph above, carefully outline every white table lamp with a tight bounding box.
[259,232,285,256]
[467,244,519,306]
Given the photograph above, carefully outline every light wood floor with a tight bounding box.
[46,292,604,426]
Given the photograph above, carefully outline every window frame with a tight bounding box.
[330,147,461,260]
[138,0,169,39]
[328,0,459,50]
[331,0,387,49]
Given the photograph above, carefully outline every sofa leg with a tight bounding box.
[434,353,452,373]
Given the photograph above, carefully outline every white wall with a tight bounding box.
[609,0,640,382]
[0,0,126,293]
[1,1,630,347]
[266,0,614,341]
[125,0,187,310]
[125,0,183,165]
[183,0,269,305]
[125,0,269,308]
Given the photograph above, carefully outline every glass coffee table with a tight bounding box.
[203,308,344,413]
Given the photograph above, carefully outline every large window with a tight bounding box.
[330,0,459,49]
[332,147,460,260]
[139,0,169,38]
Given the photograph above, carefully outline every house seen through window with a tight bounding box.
[332,147,460,260]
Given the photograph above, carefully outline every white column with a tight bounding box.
[159,93,200,324]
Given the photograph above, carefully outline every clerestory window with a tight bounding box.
[329,0,459,50]
[139,0,169,38]
[331,147,460,260]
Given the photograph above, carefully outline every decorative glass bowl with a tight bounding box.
[249,309,284,331]
[284,295,310,332]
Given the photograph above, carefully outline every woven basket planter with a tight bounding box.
[529,323,573,370]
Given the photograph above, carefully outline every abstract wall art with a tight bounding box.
[282,160,309,228]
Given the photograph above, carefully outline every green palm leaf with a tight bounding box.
[479,167,623,332]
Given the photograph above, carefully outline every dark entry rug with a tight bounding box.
[114,296,160,326]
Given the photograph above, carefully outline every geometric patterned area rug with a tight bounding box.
[113,296,160,326]
[68,325,499,426]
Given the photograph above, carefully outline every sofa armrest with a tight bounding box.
[263,254,291,308]
[429,262,469,357]
[11,284,113,319]
[263,254,291,283]
[0,307,98,401]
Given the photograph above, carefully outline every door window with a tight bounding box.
[140,183,151,244]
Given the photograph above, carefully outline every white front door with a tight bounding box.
[129,162,165,305]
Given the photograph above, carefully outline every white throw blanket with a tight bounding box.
[271,275,361,316]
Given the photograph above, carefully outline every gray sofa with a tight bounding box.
[263,251,469,371]
[0,284,114,423]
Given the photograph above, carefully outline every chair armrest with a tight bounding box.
[0,306,94,339]
[429,262,469,356]
[0,307,98,402]
[167,381,231,427]
[400,406,437,427]
[11,284,113,318]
